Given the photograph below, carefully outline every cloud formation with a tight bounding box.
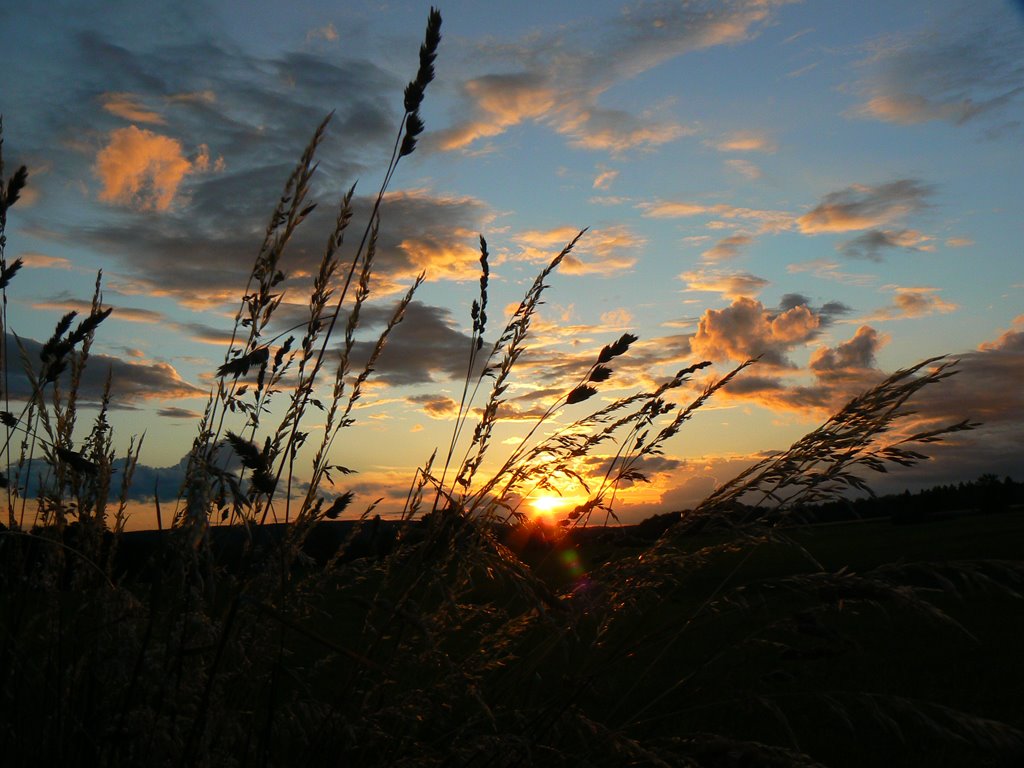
[100,92,165,124]
[433,1,789,154]
[809,325,881,376]
[640,200,792,234]
[838,228,933,261]
[94,126,200,211]
[511,225,641,276]
[797,180,931,234]
[701,234,752,262]
[862,286,957,321]
[680,269,769,299]
[6,334,203,406]
[689,296,825,367]
[708,131,776,153]
[851,9,1024,130]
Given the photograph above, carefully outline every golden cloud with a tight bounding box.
[512,225,641,276]
[797,180,931,234]
[690,296,821,367]
[861,286,958,321]
[94,126,198,211]
[708,131,776,153]
[680,269,769,299]
[701,234,753,262]
[100,92,165,124]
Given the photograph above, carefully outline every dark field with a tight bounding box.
[3,507,1023,767]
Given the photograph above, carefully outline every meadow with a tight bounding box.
[2,9,1023,766]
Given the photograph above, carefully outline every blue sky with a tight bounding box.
[2,0,1022,527]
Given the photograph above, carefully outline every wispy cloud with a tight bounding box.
[640,200,792,233]
[306,22,339,43]
[701,233,752,262]
[18,252,74,270]
[31,295,166,324]
[592,168,619,190]
[5,334,203,406]
[725,158,762,180]
[707,131,776,153]
[837,228,933,261]
[100,92,166,124]
[786,258,877,287]
[680,269,769,299]
[797,179,931,234]
[850,8,1024,131]
[511,225,641,276]
[432,0,790,154]
[860,285,958,322]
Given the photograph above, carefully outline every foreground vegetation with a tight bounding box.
[2,10,1022,766]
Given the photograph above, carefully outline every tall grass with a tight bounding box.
[1,9,1023,766]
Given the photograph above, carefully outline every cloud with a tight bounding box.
[837,228,933,261]
[157,406,203,419]
[600,308,633,328]
[100,92,165,124]
[701,234,752,262]
[344,301,480,387]
[868,319,1024,490]
[708,131,776,153]
[18,252,74,270]
[725,158,762,180]
[406,394,460,419]
[786,258,877,287]
[511,225,641,276]
[306,23,339,43]
[808,325,882,376]
[797,179,932,234]
[680,269,769,299]
[593,169,619,190]
[862,286,958,321]
[433,1,789,154]
[94,126,200,211]
[66,185,491,306]
[851,9,1024,131]
[689,296,825,367]
[31,296,166,325]
[5,333,203,406]
[640,200,792,234]
[945,237,973,248]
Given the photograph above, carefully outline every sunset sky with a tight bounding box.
[2,0,1022,527]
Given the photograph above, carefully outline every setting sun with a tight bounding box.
[529,495,568,518]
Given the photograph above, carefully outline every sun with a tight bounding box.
[529,495,567,519]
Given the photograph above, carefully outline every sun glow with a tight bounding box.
[529,495,568,519]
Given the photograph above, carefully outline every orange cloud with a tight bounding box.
[809,326,883,376]
[640,200,792,234]
[725,158,763,180]
[94,126,198,211]
[708,131,776,152]
[680,269,769,299]
[838,228,933,260]
[100,92,165,124]
[19,252,73,270]
[701,234,752,262]
[306,22,339,42]
[797,180,931,234]
[593,169,619,190]
[859,286,958,322]
[690,296,822,367]
[512,225,641,276]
